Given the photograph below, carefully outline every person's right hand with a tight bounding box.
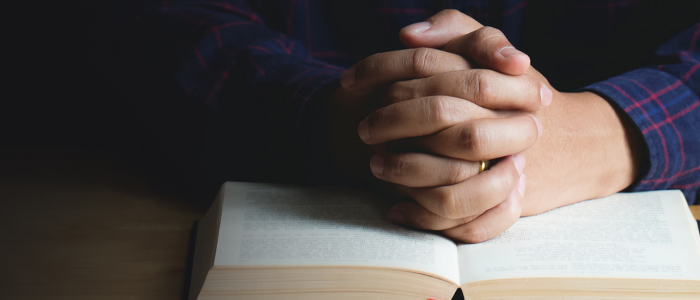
[367,10,642,244]
[323,10,551,242]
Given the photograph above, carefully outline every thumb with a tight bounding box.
[399,9,483,49]
[400,9,530,76]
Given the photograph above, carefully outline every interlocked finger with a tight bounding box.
[442,174,525,243]
[358,96,502,145]
[370,151,489,187]
[385,68,551,111]
[388,173,525,243]
[442,26,530,76]
[395,154,524,220]
[392,114,541,162]
[340,48,474,90]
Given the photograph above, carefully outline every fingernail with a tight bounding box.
[499,46,525,58]
[358,118,370,143]
[529,114,543,138]
[370,153,384,176]
[403,21,432,34]
[540,84,552,107]
[516,174,526,197]
[388,209,405,224]
[512,153,526,175]
[340,67,356,88]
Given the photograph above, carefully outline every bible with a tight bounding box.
[189,182,700,299]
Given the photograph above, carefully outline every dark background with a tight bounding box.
[1,0,204,202]
[4,0,698,150]
[3,0,698,193]
[3,1,137,151]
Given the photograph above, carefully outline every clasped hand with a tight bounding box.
[324,10,640,243]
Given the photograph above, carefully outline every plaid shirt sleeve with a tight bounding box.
[114,0,344,140]
[582,23,700,205]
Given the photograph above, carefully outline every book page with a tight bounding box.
[457,190,700,285]
[214,182,460,284]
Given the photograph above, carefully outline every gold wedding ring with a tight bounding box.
[478,160,486,174]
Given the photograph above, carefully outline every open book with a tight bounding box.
[189,182,700,300]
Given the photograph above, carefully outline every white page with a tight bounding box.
[214,182,460,284]
[458,190,700,285]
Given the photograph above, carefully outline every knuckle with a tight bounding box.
[425,97,453,127]
[487,165,518,193]
[385,81,412,103]
[387,155,410,179]
[436,187,475,219]
[372,109,389,130]
[434,188,460,219]
[446,161,470,184]
[472,71,496,106]
[363,52,383,72]
[496,173,516,193]
[475,26,505,43]
[524,75,542,108]
[458,124,489,159]
[411,48,437,77]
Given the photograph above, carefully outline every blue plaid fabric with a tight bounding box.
[113,0,700,204]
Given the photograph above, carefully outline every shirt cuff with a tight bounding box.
[581,67,699,202]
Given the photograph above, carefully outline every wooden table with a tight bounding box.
[0,148,207,300]
[1,148,699,300]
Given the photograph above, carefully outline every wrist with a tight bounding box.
[587,90,647,191]
[573,91,642,194]
[521,91,643,215]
